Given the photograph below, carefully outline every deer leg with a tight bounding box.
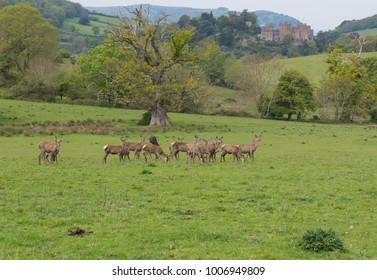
[103,152,109,164]
[133,150,140,160]
[38,153,43,165]
[143,151,150,163]
[186,152,191,163]
[220,153,225,162]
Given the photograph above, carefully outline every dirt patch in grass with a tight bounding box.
[176,209,194,216]
[67,227,93,237]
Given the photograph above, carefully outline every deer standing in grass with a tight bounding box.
[187,139,208,164]
[38,136,62,165]
[169,135,199,160]
[220,143,244,162]
[103,137,130,163]
[237,135,262,161]
[204,136,223,162]
[142,143,169,162]
[125,135,145,160]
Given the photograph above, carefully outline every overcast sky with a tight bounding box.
[72,0,377,32]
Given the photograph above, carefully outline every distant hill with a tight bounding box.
[253,10,298,27]
[336,14,377,33]
[86,5,229,22]
[86,5,300,28]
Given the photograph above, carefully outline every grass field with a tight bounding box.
[280,51,377,85]
[355,28,377,36]
[0,99,376,260]
[59,14,119,39]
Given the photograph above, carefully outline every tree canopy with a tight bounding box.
[0,3,58,79]
[80,7,205,126]
[320,48,376,121]
[0,0,84,27]
[271,69,316,120]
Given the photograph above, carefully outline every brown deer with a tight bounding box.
[38,136,62,165]
[169,135,199,160]
[220,144,244,162]
[142,143,169,163]
[103,137,130,164]
[187,139,208,164]
[238,135,262,161]
[204,136,223,162]
[125,135,145,160]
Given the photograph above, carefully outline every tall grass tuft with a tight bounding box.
[299,229,345,252]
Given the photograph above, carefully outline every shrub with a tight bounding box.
[137,111,152,126]
[369,107,377,123]
[299,228,345,252]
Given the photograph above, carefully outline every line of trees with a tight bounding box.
[0,0,86,27]
[1,3,377,125]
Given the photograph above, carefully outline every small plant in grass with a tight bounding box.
[299,229,345,252]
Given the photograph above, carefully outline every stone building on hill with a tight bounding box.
[260,21,314,41]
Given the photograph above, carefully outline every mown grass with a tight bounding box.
[0,99,376,260]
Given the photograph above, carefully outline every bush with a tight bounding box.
[369,107,377,123]
[299,229,345,252]
[137,111,152,126]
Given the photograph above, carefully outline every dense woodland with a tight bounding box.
[1,0,377,124]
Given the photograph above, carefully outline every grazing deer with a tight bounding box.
[142,143,169,162]
[38,136,62,165]
[103,137,130,164]
[220,144,244,162]
[238,135,262,161]
[124,135,145,160]
[169,135,199,160]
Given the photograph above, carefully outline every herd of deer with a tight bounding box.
[37,135,262,165]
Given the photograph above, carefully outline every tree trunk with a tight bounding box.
[287,112,293,121]
[149,106,171,126]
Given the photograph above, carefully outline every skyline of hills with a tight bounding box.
[86,5,301,28]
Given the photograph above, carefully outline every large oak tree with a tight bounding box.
[81,7,204,126]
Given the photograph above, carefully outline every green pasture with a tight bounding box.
[59,14,118,38]
[60,17,112,37]
[280,54,328,85]
[280,51,377,85]
[0,99,376,260]
[355,28,377,36]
